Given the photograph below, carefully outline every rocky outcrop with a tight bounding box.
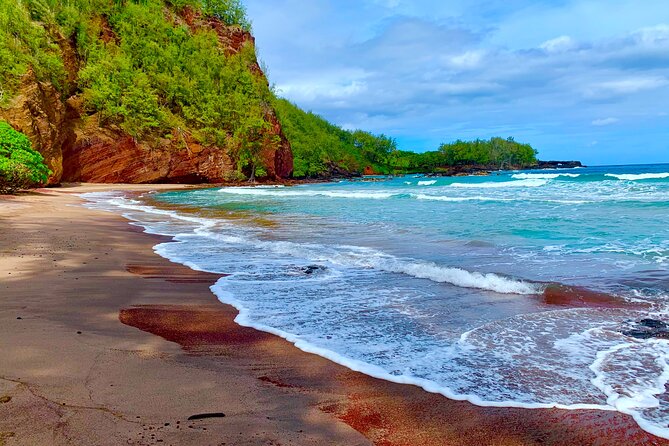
[623,319,669,340]
[530,160,584,169]
[177,7,293,179]
[1,10,293,185]
[0,70,73,184]
[62,118,234,183]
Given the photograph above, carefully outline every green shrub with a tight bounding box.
[201,0,251,31]
[0,122,50,193]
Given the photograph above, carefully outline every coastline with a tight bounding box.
[1,185,666,446]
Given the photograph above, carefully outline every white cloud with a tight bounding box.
[246,0,669,162]
[591,117,620,126]
[632,24,669,45]
[540,35,578,53]
[584,76,669,98]
[446,50,486,69]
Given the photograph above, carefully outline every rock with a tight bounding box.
[0,70,73,184]
[302,265,326,275]
[622,319,669,340]
[1,10,294,185]
[530,160,583,169]
[61,122,235,184]
[638,318,668,329]
[187,413,226,421]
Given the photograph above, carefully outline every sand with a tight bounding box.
[0,184,666,446]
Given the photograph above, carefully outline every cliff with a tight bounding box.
[0,4,292,185]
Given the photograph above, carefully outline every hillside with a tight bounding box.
[0,0,292,184]
[0,0,546,187]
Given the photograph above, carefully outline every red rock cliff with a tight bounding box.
[0,13,293,185]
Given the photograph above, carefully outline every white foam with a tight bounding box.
[367,258,540,294]
[78,189,669,441]
[512,173,580,179]
[211,276,614,412]
[606,173,669,181]
[242,238,541,295]
[413,194,587,205]
[591,340,669,439]
[450,179,549,188]
[218,187,397,199]
[417,180,437,186]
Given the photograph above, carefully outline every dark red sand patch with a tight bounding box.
[120,304,667,446]
[541,284,647,309]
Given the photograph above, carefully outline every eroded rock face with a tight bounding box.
[0,70,73,184]
[1,12,293,185]
[61,121,235,184]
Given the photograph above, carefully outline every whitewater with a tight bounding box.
[82,163,669,439]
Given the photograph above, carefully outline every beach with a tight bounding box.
[0,184,666,446]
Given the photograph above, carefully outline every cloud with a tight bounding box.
[246,0,669,163]
[540,35,579,53]
[584,76,669,99]
[591,117,620,126]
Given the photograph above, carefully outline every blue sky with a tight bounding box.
[246,0,669,164]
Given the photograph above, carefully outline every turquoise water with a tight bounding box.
[84,163,669,438]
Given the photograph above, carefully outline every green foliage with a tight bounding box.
[201,0,250,30]
[438,137,538,168]
[385,137,538,174]
[0,121,50,193]
[0,0,270,177]
[273,98,396,178]
[0,0,66,104]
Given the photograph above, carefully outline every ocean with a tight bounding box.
[83,163,669,438]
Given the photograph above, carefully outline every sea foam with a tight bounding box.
[79,189,669,441]
[450,179,548,188]
[512,173,580,179]
[218,187,397,199]
[605,173,669,181]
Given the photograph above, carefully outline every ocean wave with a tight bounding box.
[223,236,541,295]
[363,256,540,294]
[605,173,669,181]
[218,187,397,199]
[84,192,540,296]
[591,340,669,439]
[450,179,548,188]
[412,194,588,204]
[417,180,437,186]
[413,194,512,202]
[80,191,669,440]
[512,173,580,179]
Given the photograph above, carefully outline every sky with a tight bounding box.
[245,0,669,165]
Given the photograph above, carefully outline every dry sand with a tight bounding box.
[0,184,666,446]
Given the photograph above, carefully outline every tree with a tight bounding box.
[0,121,50,193]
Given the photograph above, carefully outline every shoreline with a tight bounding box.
[1,184,666,445]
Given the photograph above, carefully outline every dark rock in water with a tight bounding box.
[187,413,226,421]
[639,318,668,329]
[302,265,326,275]
[622,319,669,339]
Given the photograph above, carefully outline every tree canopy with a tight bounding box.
[273,98,397,178]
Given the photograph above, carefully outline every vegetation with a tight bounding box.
[386,137,538,174]
[273,98,396,177]
[0,0,539,183]
[0,122,50,193]
[274,99,537,176]
[1,0,270,180]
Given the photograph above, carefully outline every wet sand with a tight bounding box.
[0,185,666,445]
